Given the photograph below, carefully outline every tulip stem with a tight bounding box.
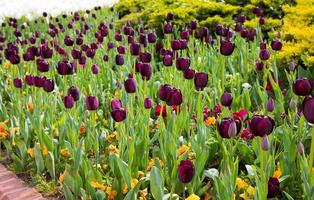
[309,126,314,171]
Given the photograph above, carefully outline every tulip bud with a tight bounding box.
[124,74,137,93]
[163,55,173,66]
[115,54,124,65]
[220,40,235,56]
[86,96,99,110]
[297,141,305,154]
[261,135,270,151]
[266,97,275,112]
[289,99,297,109]
[220,91,233,107]
[43,79,54,92]
[289,59,296,71]
[64,96,74,108]
[178,160,195,183]
[271,40,283,51]
[190,20,197,30]
[292,77,313,96]
[259,49,270,60]
[68,86,80,101]
[194,72,208,91]
[111,108,127,122]
[91,64,99,74]
[164,23,172,34]
[249,115,275,137]
[144,97,152,109]
[13,78,22,88]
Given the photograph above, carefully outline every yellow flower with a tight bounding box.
[60,149,71,157]
[177,145,189,156]
[107,145,120,155]
[105,187,117,200]
[311,167,314,174]
[43,146,48,156]
[27,102,34,112]
[186,194,200,200]
[236,178,248,189]
[273,163,282,179]
[139,188,148,200]
[122,178,139,194]
[105,132,117,142]
[155,123,160,129]
[3,61,10,69]
[59,171,66,183]
[247,186,254,196]
[138,171,145,178]
[147,158,164,171]
[114,91,120,99]
[27,148,34,158]
[205,117,216,126]
[91,181,106,191]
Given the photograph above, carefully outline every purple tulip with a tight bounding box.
[199,27,209,39]
[64,36,74,46]
[217,118,242,138]
[267,177,280,198]
[67,86,80,101]
[64,96,75,108]
[115,54,124,65]
[184,68,195,80]
[139,51,152,63]
[124,74,137,93]
[159,84,173,101]
[91,64,99,74]
[111,99,122,110]
[190,20,198,30]
[256,61,264,72]
[86,96,99,110]
[144,97,152,109]
[139,34,148,47]
[236,14,246,23]
[117,46,126,54]
[25,75,35,85]
[166,13,174,21]
[176,57,190,71]
[249,115,275,137]
[57,61,74,75]
[34,76,46,87]
[163,55,173,66]
[271,40,283,51]
[140,63,152,80]
[194,72,208,90]
[302,96,314,123]
[86,48,96,58]
[261,135,270,151]
[252,6,263,16]
[292,78,313,96]
[165,88,183,106]
[164,23,173,34]
[43,79,54,92]
[259,49,270,60]
[220,91,233,107]
[171,40,181,50]
[111,108,127,122]
[13,78,23,88]
[107,41,114,49]
[297,141,305,154]
[178,160,195,183]
[180,30,190,39]
[130,43,141,56]
[220,40,235,56]
[259,17,265,25]
[36,59,50,72]
[148,32,157,43]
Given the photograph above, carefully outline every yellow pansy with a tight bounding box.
[27,148,34,158]
[106,187,117,200]
[42,146,48,156]
[177,145,189,156]
[60,149,71,157]
[27,102,34,112]
[91,181,106,191]
[236,178,248,189]
[59,171,66,183]
[205,117,216,126]
[107,145,120,155]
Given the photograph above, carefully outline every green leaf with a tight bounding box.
[63,184,75,200]
[74,139,84,171]
[45,152,55,180]
[150,166,164,200]
[203,168,219,180]
[34,144,44,174]
[110,154,132,188]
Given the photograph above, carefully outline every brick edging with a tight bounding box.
[0,164,46,200]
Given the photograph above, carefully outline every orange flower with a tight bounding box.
[205,117,216,126]
[80,123,86,135]
[27,102,34,112]
[177,145,189,156]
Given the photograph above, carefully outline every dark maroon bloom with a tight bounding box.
[190,20,198,30]
[114,33,122,41]
[86,96,99,110]
[248,29,257,41]
[79,56,86,65]
[256,61,264,72]
[217,118,242,138]
[171,40,181,50]
[178,160,195,183]
[107,41,114,49]
[13,78,22,88]
[148,32,157,43]
[128,35,134,44]
[103,55,109,62]
[111,108,127,122]
[179,40,188,49]
[252,6,263,16]
[43,79,54,92]
[221,91,233,107]
[23,52,34,61]
[40,46,53,59]
[115,54,124,65]
[164,23,173,34]
[180,30,190,39]
[140,63,152,80]
[249,115,275,137]
[76,37,83,45]
[71,48,82,59]
[220,40,235,56]
[64,96,74,109]
[176,57,190,71]
[184,68,195,79]
[163,55,173,66]
[236,14,246,23]
[34,76,46,87]
[130,43,141,56]
[292,78,313,96]
[259,49,270,60]
[57,61,74,75]
[139,34,148,47]
[267,177,280,198]
[199,27,209,39]
[92,64,99,74]
[165,88,183,106]
[111,99,122,110]
[139,51,152,63]
[155,104,167,117]
[302,96,314,123]
[260,41,267,50]
[194,72,208,90]
[64,36,74,46]
[166,12,174,21]
[117,46,126,54]
[271,40,283,51]
[25,75,35,85]
[36,59,50,72]
[9,54,20,64]
[235,23,242,32]
[259,17,265,25]
[159,84,173,101]
[240,29,249,38]
[215,24,227,36]
[124,74,137,93]
[144,97,152,109]
[86,48,96,58]
[68,86,80,101]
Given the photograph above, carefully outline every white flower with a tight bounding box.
[242,83,252,90]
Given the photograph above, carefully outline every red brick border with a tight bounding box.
[0,164,46,200]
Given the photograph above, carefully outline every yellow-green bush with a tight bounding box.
[278,0,314,67]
